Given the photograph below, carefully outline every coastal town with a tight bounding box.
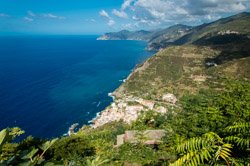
[91,93,178,128]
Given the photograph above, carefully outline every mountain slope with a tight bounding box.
[97,24,192,43]
[147,24,192,50]
[97,29,154,41]
[98,12,250,51]
[174,12,250,46]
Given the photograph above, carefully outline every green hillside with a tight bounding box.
[148,12,250,50]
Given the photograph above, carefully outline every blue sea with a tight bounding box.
[0,36,152,138]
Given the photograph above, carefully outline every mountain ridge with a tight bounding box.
[98,12,250,51]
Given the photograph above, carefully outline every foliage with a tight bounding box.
[51,135,95,164]
[21,138,59,165]
[0,127,25,163]
[86,156,109,166]
[226,122,250,149]
[0,129,59,165]
[113,143,162,165]
[170,132,232,166]
[0,143,19,162]
[176,81,250,138]
[131,110,167,130]
[0,127,24,150]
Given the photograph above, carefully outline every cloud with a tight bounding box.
[185,0,248,15]
[112,9,128,18]
[122,0,134,10]
[99,10,116,27]
[0,13,10,17]
[112,0,133,19]
[27,10,36,17]
[108,19,115,26]
[108,0,250,29]
[42,13,65,19]
[86,18,96,22]
[24,17,34,22]
[122,23,139,29]
[134,0,188,21]
[99,10,111,19]
[23,11,66,22]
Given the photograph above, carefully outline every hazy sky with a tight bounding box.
[0,0,250,35]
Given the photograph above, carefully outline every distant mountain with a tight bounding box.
[97,29,154,41]
[147,24,192,50]
[174,12,250,46]
[97,24,191,42]
[98,12,250,51]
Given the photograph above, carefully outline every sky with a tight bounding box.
[0,0,250,35]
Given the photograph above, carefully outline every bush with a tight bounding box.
[51,135,95,163]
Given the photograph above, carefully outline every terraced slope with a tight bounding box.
[114,42,250,100]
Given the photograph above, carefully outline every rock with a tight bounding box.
[117,102,127,109]
[156,106,167,114]
[111,103,116,108]
[162,93,177,104]
[137,99,155,110]
[125,105,144,112]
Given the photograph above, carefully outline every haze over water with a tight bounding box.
[0,36,152,138]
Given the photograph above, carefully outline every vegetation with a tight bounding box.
[170,132,233,166]
[1,80,249,165]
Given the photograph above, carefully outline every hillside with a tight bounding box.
[113,39,250,99]
[97,24,191,44]
[147,24,192,50]
[97,29,154,41]
[98,12,250,51]
[150,12,250,50]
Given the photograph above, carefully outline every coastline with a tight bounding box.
[87,51,177,128]
[85,38,157,128]
[87,58,148,127]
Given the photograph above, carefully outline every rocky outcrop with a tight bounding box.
[162,93,177,104]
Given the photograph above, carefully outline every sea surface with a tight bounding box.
[0,35,153,138]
